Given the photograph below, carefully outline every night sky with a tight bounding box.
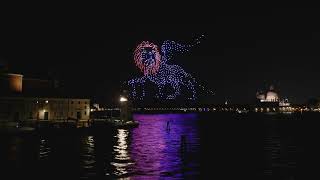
[1,8,320,104]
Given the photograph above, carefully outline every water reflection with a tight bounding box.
[1,113,303,179]
[114,129,130,161]
[257,116,298,179]
[130,113,200,179]
[264,134,297,178]
[80,136,96,178]
[111,129,133,177]
[39,139,50,160]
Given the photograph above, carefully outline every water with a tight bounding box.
[0,112,317,179]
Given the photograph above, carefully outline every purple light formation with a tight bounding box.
[127,35,214,100]
[129,113,200,178]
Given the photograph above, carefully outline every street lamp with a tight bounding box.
[120,96,128,102]
[119,95,130,121]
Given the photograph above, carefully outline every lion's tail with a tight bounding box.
[186,73,215,97]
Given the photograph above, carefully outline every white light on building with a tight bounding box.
[120,97,128,102]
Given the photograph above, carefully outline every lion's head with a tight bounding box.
[134,41,161,75]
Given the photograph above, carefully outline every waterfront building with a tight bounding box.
[0,71,90,123]
[0,97,90,122]
[255,85,291,113]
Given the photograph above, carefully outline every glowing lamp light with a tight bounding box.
[120,97,128,102]
[45,100,49,103]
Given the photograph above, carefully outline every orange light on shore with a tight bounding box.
[7,73,23,92]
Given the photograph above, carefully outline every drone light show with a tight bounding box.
[134,41,161,76]
[127,35,213,101]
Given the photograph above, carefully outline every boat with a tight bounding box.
[106,118,139,128]
[91,118,139,129]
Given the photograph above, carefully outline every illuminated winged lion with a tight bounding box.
[127,36,204,100]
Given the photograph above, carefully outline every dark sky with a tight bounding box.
[1,8,320,104]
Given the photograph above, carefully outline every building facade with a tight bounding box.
[0,68,91,123]
[0,73,23,93]
[0,97,90,122]
[255,85,291,113]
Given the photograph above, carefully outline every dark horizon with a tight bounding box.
[1,8,320,105]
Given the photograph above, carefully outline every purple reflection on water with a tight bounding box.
[130,113,200,179]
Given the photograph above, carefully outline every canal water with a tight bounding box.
[0,112,317,179]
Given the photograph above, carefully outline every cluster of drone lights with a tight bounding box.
[127,35,213,100]
[134,41,161,75]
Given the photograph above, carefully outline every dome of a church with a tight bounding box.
[265,91,279,102]
[256,93,266,100]
[256,85,280,102]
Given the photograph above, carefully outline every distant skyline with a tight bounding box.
[1,8,320,104]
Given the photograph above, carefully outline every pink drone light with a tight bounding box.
[134,41,161,75]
